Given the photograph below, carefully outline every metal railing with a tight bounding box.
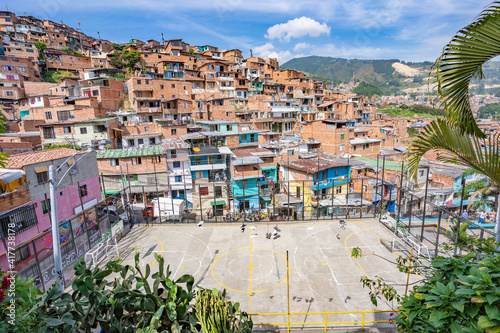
[246,310,398,331]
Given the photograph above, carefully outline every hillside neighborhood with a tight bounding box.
[0,8,499,331]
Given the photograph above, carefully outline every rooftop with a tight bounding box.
[96,146,166,159]
[5,148,80,169]
[281,158,347,173]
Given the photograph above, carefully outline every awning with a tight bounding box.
[34,165,48,173]
[211,200,225,206]
[102,190,120,195]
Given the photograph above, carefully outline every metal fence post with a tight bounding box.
[435,210,442,258]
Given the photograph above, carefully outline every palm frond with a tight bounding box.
[430,1,500,137]
[407,120,500,186]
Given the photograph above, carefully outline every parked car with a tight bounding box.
[100,206,129,223]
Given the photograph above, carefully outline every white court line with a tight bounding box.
[319,247,340,286]
[174,256,185,277]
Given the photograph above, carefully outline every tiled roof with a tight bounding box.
[5,148,80,169]
[96,145,166,159]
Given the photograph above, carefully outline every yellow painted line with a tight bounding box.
[180,266,183,269]
[344,229,370,278]
[150,236,164,268]
[249,235,253,313]
[211,246,289,293]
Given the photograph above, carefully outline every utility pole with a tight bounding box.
[49,165,64,291]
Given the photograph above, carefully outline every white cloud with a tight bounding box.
[265,17,330,42]
[293,42,310,52]
[253,43,294,63]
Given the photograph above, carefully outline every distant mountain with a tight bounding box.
[280,56,500,96]
[280,56,432,95]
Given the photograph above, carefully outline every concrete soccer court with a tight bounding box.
[116,218,418,331]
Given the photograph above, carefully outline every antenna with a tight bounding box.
[5,5,8,11]
[161,32,165,45]
[97,31,101,40]
[250,49,253,57]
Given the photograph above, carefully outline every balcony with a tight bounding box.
[219,85,235,90]
[190,159,226,171]
[137,107,161,113]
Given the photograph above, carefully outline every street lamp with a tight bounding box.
[49,148,94,291]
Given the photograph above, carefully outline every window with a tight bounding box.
[160,84,164,89]
[144,127,149,132]
[43,127,55,139]
[36,169,49,184]
[200,187,209,195]
[80,127,87,134]
[340,134,345,140]
[18,66,25,72]
[287,149,294,156]
[138,138,144,145]
[152,156,161,163]
[57,110,70,121]
[173,161,181,168]
[336,186,342,194]
[94,125,106,133]
[419,170,424,177]
[215,186,222,198]
[41,198,50,214]
[340,144,345,152]
[226,111,232,117]
[45,111,52,120]
[335,170,339,176]
[92,90,99,96]
[171,150,177,158]
[14,243,30,265]
[110,159,119,166]
[227,124,233,131]
[63,126,71,134]
[79,184,88,197]
[171,84,175,88]
[137,79,141,84]
[363,185,368,192]
[175,176,182,182]
[128,139,135,146]
[6,91,13,96]
[171,129,177,135]
[149,137,155,145]
[145,79,149,84]
[131,157,142,165]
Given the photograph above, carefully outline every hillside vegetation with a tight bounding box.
[379,105,444,119]
[281,56,500,96]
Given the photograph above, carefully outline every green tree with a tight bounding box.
[34,41,46,51]
[477,103,500,119]
[0,115,8,167]
[123,50,141,69]
[62,46,73,55]
[407,2,500,248]
[353,81,383,97]
[110,43,124,51]
[189,48,195,55]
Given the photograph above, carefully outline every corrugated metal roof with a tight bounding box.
[353,157,402,171]
[0,170,24,183]
[96,145,166,159]
[233,156,264,165]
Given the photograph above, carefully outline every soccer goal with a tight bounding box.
[84,229,119,270]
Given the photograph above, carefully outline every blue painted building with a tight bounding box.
[231,148,277,212]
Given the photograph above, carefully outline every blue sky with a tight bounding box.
[9,0,494,63]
